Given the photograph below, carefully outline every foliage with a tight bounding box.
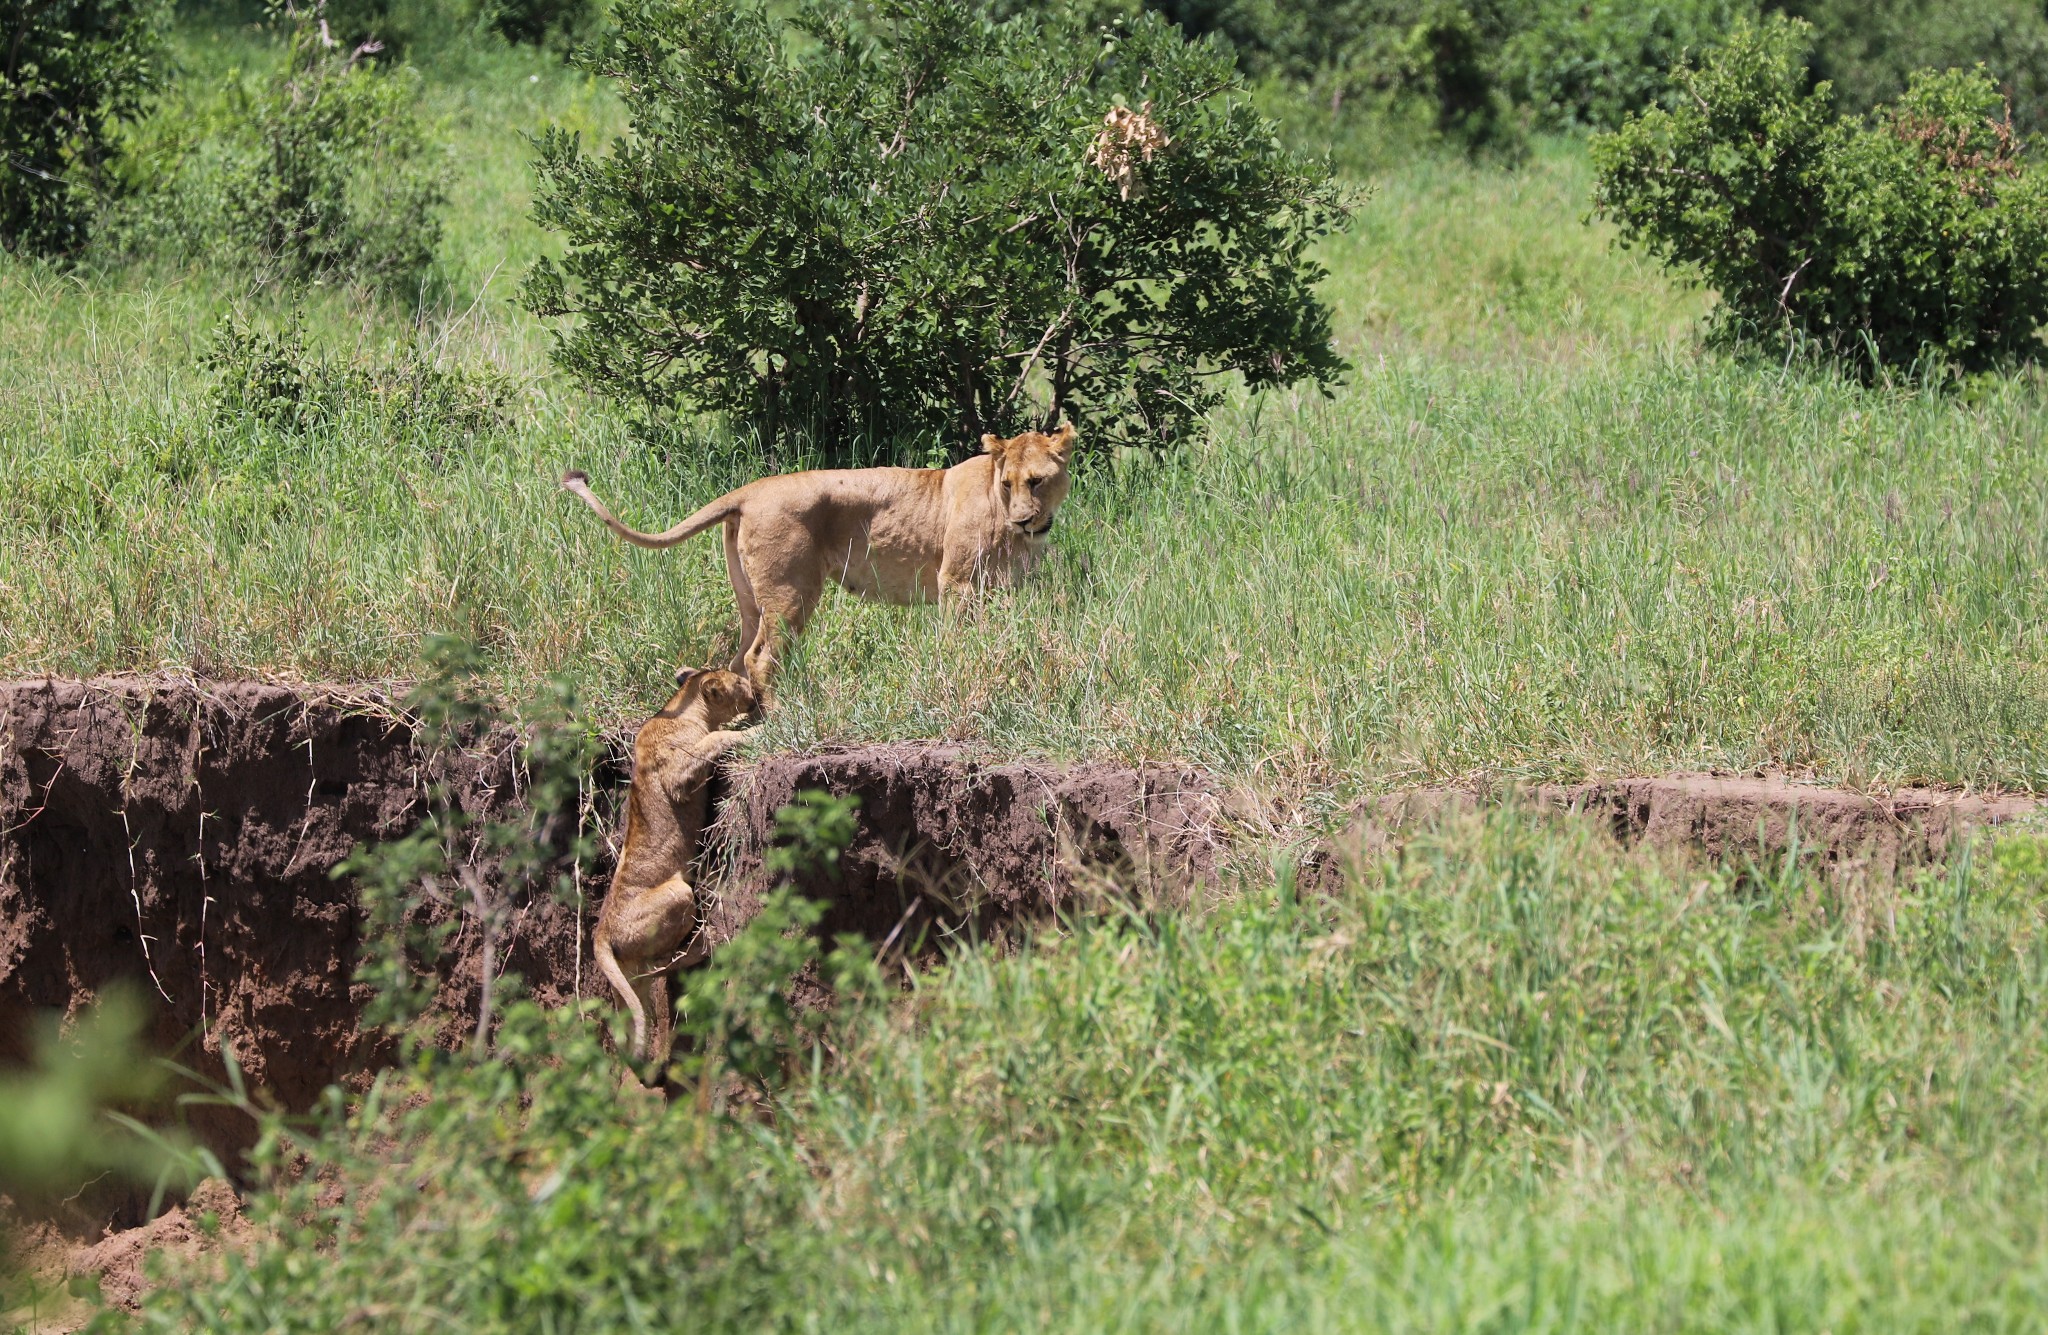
[764,789,861,882]
[0,986,217,1319]
[1503,0,1756,129]
[203,310,511,437]
[139,5,447,293]
[523,0,1348,459]
[125,811,2048,1330]
[1592,15,2048,377]
[1779,0,2048,136]
[481,0,601,50]
[0,0,170,257]
[335,635,599,1045]
[0,987,193,1213]
[1132,0,1523,154]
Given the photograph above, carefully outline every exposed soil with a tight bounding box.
[3,676,2038,1307]
[1316,773,2037,889]
[706,743,1238,956]
[0,676,588,1169]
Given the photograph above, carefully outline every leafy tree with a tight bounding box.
[524,0,1349,459]
[1777,0,2048,136]
[219,8,446,289]
[0,0,170,256]
[1593,15,2048,377]
[1504,0,1757,130]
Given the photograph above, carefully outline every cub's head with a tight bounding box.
[673,667,760,727]
[981,422,1075,538]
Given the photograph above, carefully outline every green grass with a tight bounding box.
[125,811,2048,1332]
[12,22,2048,1333]
[9,117,2048,789]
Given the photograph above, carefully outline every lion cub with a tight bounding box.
[593,667,759,1065]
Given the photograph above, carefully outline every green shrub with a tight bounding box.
[138,7,448,293]
[481,0,601,49]
[1504,0,1755,129]
[204,311,512,437]
[1780,0,2048,136]
[0,0,170,257]
[523,0,1348,459]
[1592,15,2048,377]
[1143,0,1522,155]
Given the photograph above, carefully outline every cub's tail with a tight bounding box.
[561,470,739,549]
[592,934,648,1059]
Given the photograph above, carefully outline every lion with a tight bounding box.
[592,666,760,1066]
[561,423,1075,698]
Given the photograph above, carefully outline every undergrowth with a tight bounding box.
[121,810,2048,1332]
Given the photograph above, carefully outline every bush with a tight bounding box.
[1504,0,1755,130]
[1592,15,2048,378]
[137,6,447,293]
[204,311,512,437]
[0,0,170,257]
[523,0,1349,459]
[482,0,601,50]
[1780,0,2048,136]
[1143,0,1522,155]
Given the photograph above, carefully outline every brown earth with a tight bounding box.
[705,743,1238,956]
[1315,773,2037,890]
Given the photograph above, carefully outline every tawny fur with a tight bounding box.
[592,668,760,1065]
[562,424,1076,700]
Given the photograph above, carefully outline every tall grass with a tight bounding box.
[6,34,2047,792]
[128,811,2048,1331]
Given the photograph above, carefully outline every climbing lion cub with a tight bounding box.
[561,423,1075,698]
[593,667,759,1066]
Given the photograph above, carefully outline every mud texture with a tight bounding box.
[0,681,1238,1157]
[1319,773,2036,888]
[0,675,590,1163]
[707,744,1235,952]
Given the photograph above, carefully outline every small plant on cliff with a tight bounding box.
[337,635,599,1050]
[523,0,1349,459]
[1591,15,2048,378]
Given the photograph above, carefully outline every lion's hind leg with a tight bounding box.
[599,872,700,1061]
[723,518,763,681]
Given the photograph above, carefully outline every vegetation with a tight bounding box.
[0,0,170,256]
[127,811,2048,1331]
[1593,16,2048,378]
[8,5,2048,1328]
[1781,0,2048,135]
[525,0,1348,456]
[132,6,448,292]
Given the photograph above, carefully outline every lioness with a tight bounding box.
[593,666,760,1065]
[562,423,1075,695]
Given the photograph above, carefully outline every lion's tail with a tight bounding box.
[593,934,648,1059]
[561,470,739,549]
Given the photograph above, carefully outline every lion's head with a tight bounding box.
[673,666,761,725]
[981,422,1075,538]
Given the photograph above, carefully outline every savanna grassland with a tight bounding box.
[7,10,2048,1333]
[11,21,2048,794]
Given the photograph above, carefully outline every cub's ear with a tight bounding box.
[1049,422,1075,457]
[981,433,1005,455]
[674,666,702,690]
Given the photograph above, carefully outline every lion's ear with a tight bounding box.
[1049,422,1075,458]
[674,666,701,690]
[981,433,1005,455]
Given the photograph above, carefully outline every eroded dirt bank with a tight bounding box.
[0,677,1239,1155]
[4,675,2041,1311]
[1330,774,2036,884]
